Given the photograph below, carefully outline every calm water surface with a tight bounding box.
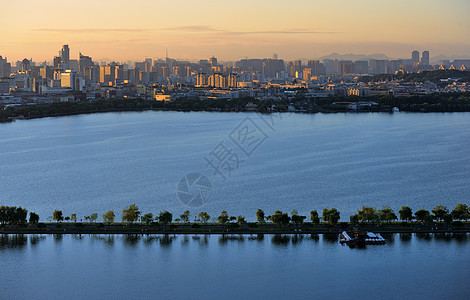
[0,233,469,299]
[0,111,469,220]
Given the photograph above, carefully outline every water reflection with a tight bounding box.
[381,233,395,245]
[0,234,28,250]
[323,234,338,244]
[453,233,469,243]
[272,234,290,246]
[53,234,63,243]
[416,233,432,241]
[192,235,209,247]
[219,234,245,245]
[29,235,46,247]
[247,234,264,242]
[309,234,319,242]
[399,233,412,243]
[291,234,304,246]
[123,234,141,246]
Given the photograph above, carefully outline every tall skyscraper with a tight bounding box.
[79,53,93,76]
[412,50,420,64]
[60,45,70,68]
[0,56,11,77]
[421,51,430,65]
[210,57,218,67]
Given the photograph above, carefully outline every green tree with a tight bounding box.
[415,209,430,222]
[198,212,210,223]
[122,204,140,223]
[378,207,397,223]
[65,216,70,222]
[310,210,320,225]
[70,214,77,223]
[180,210,190,223]
[52,210,64,223]
[451,204,469,221]
[102,211,116,224]
[217,210,229,224]
[350,214,359,224]
[29,212,39,224]
[142,213,154,225]
[256,209,265,223]
[90,213,98,223]
[271,211,290,226]
[237,215,246,225]
[291,210,306,224]
[399,206,413,222]
[432,205,448,222]
[14,207,28,224]
[159,211,173,225]
[322,208,340,225]
[357,206,379,223]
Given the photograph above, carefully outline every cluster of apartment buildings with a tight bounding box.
[1,46,469,105]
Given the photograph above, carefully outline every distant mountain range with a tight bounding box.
[319,53,390,61]
[317,52,470,62]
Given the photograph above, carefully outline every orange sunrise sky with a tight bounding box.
[1,0,469,62]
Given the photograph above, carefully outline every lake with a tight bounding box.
[0,233,469,299]
[1,111,469,221]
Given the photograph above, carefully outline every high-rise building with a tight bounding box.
[262,58,285,78]
[210,57,218,67]
[354,61,369,74]
[196,73,207,86]
[371,60,388,75]
[421,51,430,65]
[60,70,83,91]
[0,56,11,77]
[307,60,326,76]
[21,58,31,72]
[412,50,420,64]
[60,45,70,68]
[79,53,93,75]
[100,65,115,84]
[338,60,354,75]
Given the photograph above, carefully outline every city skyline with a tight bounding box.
[1,0,469,62]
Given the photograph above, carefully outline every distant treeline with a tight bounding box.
[1,204,469,226]
[1,91,470,121]
[359,70,470,86]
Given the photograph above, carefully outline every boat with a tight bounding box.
[340,230,386,247]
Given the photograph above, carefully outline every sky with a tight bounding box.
[1,0,469,62]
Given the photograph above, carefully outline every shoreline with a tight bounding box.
[2,228,469,235]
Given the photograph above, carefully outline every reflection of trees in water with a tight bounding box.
[291,234,304,245]
[90,235,115,246]
[453,233,469,243]
[71,234,84,241]
[139,235,176,247]
[159,234,176,247]
[30,235,46,247]
[219,234,245,245]
[434,233,453,242]
[248,234,265,242]
[191,235,209,247]
[381,233,394,245]
[272,234,290,246]
[53,234,63,243]
[123,234,141,246]
[416,233,432,241]
[181,235,190,246]
[0,234,28,249]
[309,234,319,242]
[323,234,338,244]
[399,233,412,243]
